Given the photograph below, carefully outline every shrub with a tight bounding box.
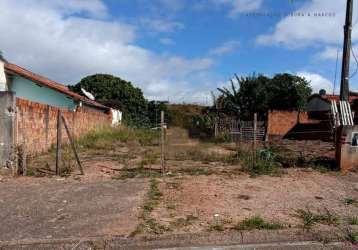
[239,148,284,177]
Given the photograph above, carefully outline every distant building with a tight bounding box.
[307,93,358,113]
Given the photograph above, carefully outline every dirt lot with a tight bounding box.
[0,127,357,246]
[0,176,147,241]
[152,171,358,233]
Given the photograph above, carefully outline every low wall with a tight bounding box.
[267,111,316,137]
[336,125,358,172]
[16,98,111,155]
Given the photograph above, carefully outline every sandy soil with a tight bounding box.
[152,170,358,233]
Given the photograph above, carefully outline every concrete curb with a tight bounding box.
[0,229,349,250]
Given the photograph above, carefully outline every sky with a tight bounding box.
[1,0,358,104]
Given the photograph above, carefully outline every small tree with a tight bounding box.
[319,89,327,95]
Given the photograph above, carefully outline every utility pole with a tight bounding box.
[340,0,354,101]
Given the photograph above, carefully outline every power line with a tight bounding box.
[333,45,340,95]
[350,46,358,79]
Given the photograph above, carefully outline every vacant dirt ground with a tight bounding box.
[1,127,357,246]
[0,176,147,241]
[152,171,358,233]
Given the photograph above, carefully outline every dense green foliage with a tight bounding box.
[217,73,312,120]
[147,101,172,127]
[69,74,170,127]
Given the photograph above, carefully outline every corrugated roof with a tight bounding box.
[4,63,109,110]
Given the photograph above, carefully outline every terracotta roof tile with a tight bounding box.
[309,94,358,104]
[4,63,109,110]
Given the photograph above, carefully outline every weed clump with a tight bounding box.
[234,216,284,231]
[239,148,285,177]
[344,198,358,206]
[348,216,358,225]
[174,149,239,165]
[132,178,168,235]
[344,229,358,244]
[208,223,225,232]
[294,208,339,230]
[170,215,198,229]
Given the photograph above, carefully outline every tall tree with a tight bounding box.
[217,73,312,120]
[69,74,149,126]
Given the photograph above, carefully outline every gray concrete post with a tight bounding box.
[0,91,16,169]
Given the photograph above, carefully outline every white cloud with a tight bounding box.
[317,46,342,60]
[0,0,214,103]
[35,0,108,18]
[140,18,184,33]
[257,1,349,48]
[160,37,174,45]
[297,71,334,93]
[209,40,240,56]
[214,0,263,17]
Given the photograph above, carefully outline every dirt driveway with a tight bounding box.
[0,176,148,241]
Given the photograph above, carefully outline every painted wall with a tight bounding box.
[336,125,358,172]
[0,60,7,91]
[8,75,76,109]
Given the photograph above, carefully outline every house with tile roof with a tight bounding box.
[2,62,110,113]
[306,93,358,113]
[0,58,115,163]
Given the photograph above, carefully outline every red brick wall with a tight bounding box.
[267,111,316,137]
[16,98,111,155]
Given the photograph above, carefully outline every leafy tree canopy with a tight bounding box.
[217,73,312,120]
[69,74,149,126]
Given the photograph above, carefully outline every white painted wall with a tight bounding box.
[0,60,7,91]
[111,109,122,126]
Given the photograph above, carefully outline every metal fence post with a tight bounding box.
[161,111,165,175]
[253,113,257,167]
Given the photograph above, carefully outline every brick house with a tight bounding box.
[0,58,113,163]
[267,93,358,141]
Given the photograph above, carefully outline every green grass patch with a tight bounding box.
[112,166,161,180]
[344,198,358,206]
[344,229,358,244]
[177,167,213,176]
[234,216,284,231]
[230,147,286,177]
[170,215,198,229]
[139,151,159,167]
[140,178,163,216]
[135,218,170,235]
[348,216,358,225]
[173,149,239,165]
[208,223,225,232]
[132,178,167,235]
[78,126,159,150]
[294,208,339,230]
